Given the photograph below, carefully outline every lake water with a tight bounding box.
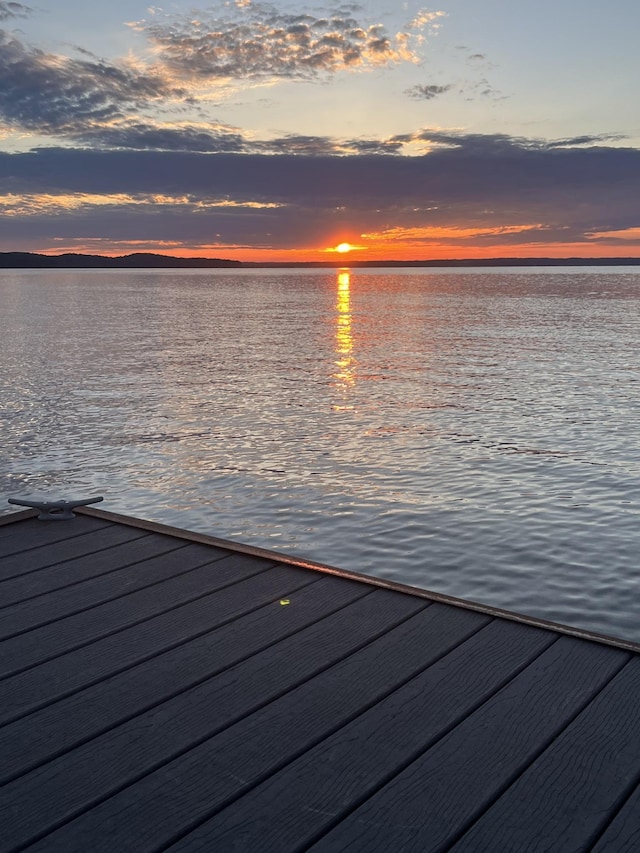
[1,267,639,640]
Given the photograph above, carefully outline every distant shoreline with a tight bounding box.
[2,251,640,270]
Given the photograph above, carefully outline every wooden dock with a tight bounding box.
[2,505,640,852]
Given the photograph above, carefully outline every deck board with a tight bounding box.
[310,637,628,853]
[0,575,372,782]
[451,656,640,852]
[0,559,305,678]
[591,783,640,852]
[1,588,419,850]
[0,571,321,728]
[165,620,555,852]
[0,529,181,606]
[29,604,489,852]
[1,507,639,853]
[0,515,112,562]
[0,537,224,639]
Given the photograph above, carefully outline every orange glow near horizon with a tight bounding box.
[34,230,640,263]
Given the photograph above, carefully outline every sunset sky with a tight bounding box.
[1,0,639,262]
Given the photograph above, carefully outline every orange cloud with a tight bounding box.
[0,191,283,216]
[361,224,546,244]
[587,227,640,241]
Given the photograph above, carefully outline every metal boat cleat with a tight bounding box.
[7,496,104,520]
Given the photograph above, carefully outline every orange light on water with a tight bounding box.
[334,270,355,395]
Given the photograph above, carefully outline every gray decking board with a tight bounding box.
[0,527,151,603]
[310,636,628,853]
[32,605,490,853]
[0,509,639,853]
[0,537,230,641]
[0,553,291,677]
[0,514,112,562]
[451,656,640,852]
[592,783,640,852]
[0,528,178,606]
[1,589,420,849]
[166,619,556,853]
[0,576,374,783]
[0,562,315,725]
[0,522,145,584]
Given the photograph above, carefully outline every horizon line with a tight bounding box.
[2,251,640,269]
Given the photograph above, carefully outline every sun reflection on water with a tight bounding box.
[333,269,356,410]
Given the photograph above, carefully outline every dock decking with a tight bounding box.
[2,506,640,852]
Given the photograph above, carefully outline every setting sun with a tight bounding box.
[336,242,352,253]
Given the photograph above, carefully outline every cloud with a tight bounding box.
[0,4,444,147]
[1,132,639,255]
[0,4,449,148]
[405,83,453,100]
[407,10,446,31]
[465,77,505,100]
[546,134,625,148]
[47,115,413,155]
[72,120,248,153]
[0,191,283,216]
[135,1,437,82]
[360,223,550,246]
[0,29,179,135]
[257,132,405,156]
[0,1,31,21]
[587,227,640,242]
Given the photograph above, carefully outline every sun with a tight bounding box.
[336,242,352,254]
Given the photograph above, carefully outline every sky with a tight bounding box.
[1,0,639,262]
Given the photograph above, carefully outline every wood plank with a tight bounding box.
[308,637,627,852]
[591,783,640,852]
[0,538,224,641]
[0,524,143,585]
[0,526,154,602]
[0,575,374,782]
[0,515,112,560]
[28,604,490,853]
[0,555,292,678]
[450,656,640,852]
[0,587,420,850]
[0,509,37,529]
[165,619,554,853]
[0,561,312,720]
[0,511,36,535]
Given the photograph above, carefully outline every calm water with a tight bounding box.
[1,267,639,639]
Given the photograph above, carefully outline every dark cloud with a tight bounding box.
[38,113,413,155]
[405,83,453,100]
[136,1,423,81]
[258,133,405,156]
[0,29,179,135]
[2,132,637,201]
[1,133,639,252]
[37,120,406,155]
[546,134,625,148]
[0,2,31,21]
[73,121,247,153]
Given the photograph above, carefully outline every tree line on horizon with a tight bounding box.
[1,251,639,269]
